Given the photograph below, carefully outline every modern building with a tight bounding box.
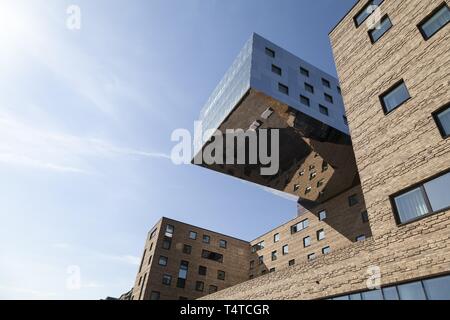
[129,0,450,300]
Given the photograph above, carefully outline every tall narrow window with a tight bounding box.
[319,210,327,221]
[380,80,410,113]
[433,104,450,138]
[369,15,393,43]
[303,236,311,248]
[203,235,210,244]
[274,233,280,243]
[271,250,278,261]
[177,261,189,288]
[317,229,325,241]
[282,245,289,255]
[418,3,450,40]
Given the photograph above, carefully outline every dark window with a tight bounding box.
[249,275,254,279]
[202,250,223,263]
[165,224,174,238]
[303,236,311,248]
[348,194,359,207]
[322,246,331,255]
[304,186,312,195]
[309,171,317,180]
[354,0,384,27]
[183,244,192,255]
[217,270,226,281]
[269,268,276,273]
[162,274,172,286]
[291,219,309,234]
[300,95,310,107]
[272,64,282,76]
[282,245,289,255]
[418,3,450,40]
[337,86,342,95]
[198,265,207,276]
[300,67,309,77]
[261,270,267,275]
[271,250,277,261]
[219,240,227,249]
[361,211,369,223]
[148,255,152,265]
[250,260,255,270]
[252,241,265,252]
[149,228,157,240]
[343,115,348,126]
[433,104,450,138]
[189,231,197,240]
[369,15,393,43]
[322,161,329,172]
[278,83,289,95]
[380,80,410,114]
[317,179,325,188]
[258,256,264,265]
[317,229,325,241]
[322,78,331,88]
[265,47,275,58]
[274,233,280,243]
[150,291,160,300]
[158,256,168,266]
[319,105,329,116]
[324,93,333,104]
[392,171,450,224]
[305,83,314,93]
[319,210,327,221]
[203,235,210,244]
[289,259,295,266]
[149,243,153,251]
[195,281,204,292]
[177,261,189,288]
[209,285,218,294]
[179,296,188,300]
[162,237,172,250]
[138,249,146,273]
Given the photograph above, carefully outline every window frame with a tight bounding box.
[265,47,275,58]
[305,82,314,94]
[189,231,197,240]
[322,78,331,88]
[368,14,393,44]
[300,95,310,107]
[219,239,227,249]
[271,64,282,76]
[379,79,411,115]
[278,83,289,95]
[432,103,450,139]
[300,67,309,77]
[319,104,329,116]
[417,2,450,41]
[353,0,385,28]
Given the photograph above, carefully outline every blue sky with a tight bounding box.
[0,0,355,299]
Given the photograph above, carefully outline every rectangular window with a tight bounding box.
[274,233,280,243]
[319,105,329,116]
[322,246,331,255]
[343,115,348,126]
[162,274,172,286]
[252,241,265,252]
[250,260,255,270]
[219,240,227,249]
[183,244,192,255]
[392,171,450,224]
[317,229,325,241]
[198,265,207,276]
[261,107,274,120]
[369,15,392,43]
[309,171,317,180]
[278,83,289,95]
[380,80,411,114]
[303,236,311,247]
[322,78,331,88]
[271,250,277,261]
[300,95,310,107]
[317,179,325,188]
[319,210,327,221]
[289,259,295,266]
[209,285,218,294]
[324,93,333,104]
[265,47,275,58]
[177,261,189,288]
[307,253,316,261]
[201,250,223,263]
[305,83,314,93]
[300,67,309,77]
[418,3,450,40]
[162,237,172,250]
[189,231,197,240]
[203,235,210,244]
[217,270,226,281]
[258,256,264,265]
[195,281,204,292]
[165,224,174,238]
[150,291,160,300]
[282,245,289,255]
[354,0,384,27]
[361,211,369,223]
[272,64,282,76]
[291,219,309,234]
[269,268,275,273]
[433,104,450,138]
[158,256,168,266]
[322,161,328,172]
[148,255,152,265]
[356,235,366,242]
[149,228,157,240]
[348,194,359,207]
[337,86,342,95]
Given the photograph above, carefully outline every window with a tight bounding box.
[165,224,174,238]
[195,281,204,292]
[203,235,210,244]
[317,229,325,241]
[217,270,226,281]
[265,47,275,58]
[423,274,450,300]
[380,80,411,114]
[183,244,192,255]
[177,261,189,288]
[300,95,310,107]
[269,268,275,273]
[258,256,264,265]
[282,245,289,255]
[418,3,450,40]
[250,260,255,270]
[305,83,314,93]
[322,161,329,172]
[162,274,172,286]
[274,233,280,243]
[382,287,399,300]
[189,231,197,240]
[249,275,254,279]
[299,170,305,176]
[150,291,160,300]
[356,235,366,242]
[179,296,188,300]
[158,256,168,266]
[337,86,342,95]
[198,266,207,276]
[149,243,153,251]
[300,67,309,77]
[309,171,317,180]
[219,240,227,249]
[252,241,265,252]
[319,210,327,221]
[392,171,450,224]
[324,93,333,104]
[319,105,329,116]
[271,251,277,261]
[307,253,316,261]
[261,107,274,120]
[433,104,450,138]
[305,186,312,194]
[322,246,331,255]
[202,250,224,263]
[343,115,348,126]
[361,211,369,223]
[354,0,384,27]
[272,64,282,76]
[209,285,218,294]
[303,236,311,248]
[138,250,146,273]
[148,255,152,265]
[291,219,309,234]
[362,289,383,300]
[261,270,267,275]
[317,179,325,188]
[322,78,331,88]
[162,237,172,250]
[149,228,157,240]
[278,83,289,95]
[369,15,392,43]
[348,194,359,207]
[397,282,426,300]
[288,259,295,266]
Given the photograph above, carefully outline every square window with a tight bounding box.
[300,95,310,107]
[198,266,207,276]
[369,15,393,43]
[324,93,333,104]
[322,78,331,88]
[150,291,160,300]
[289,259,295,266]
[269,268,275,273]
[189,231,197,240]
[249,120,262,131]
[272,64,282,76]
[348,194,359,207]
[183,244,192,254]
[305,186,312,194]
[294,184,300,192]
[217,270,226,281]
[307,253,316,261]
[162,274,172,286]
[303,236,311,248]
[265,47,275,58]
[380,80,411,114]
[433,104,450,138]
[319,105,329,116]
[195,281,204,292]
[203,235,210,244]
[282,245,289,255]
[305,83,314,93]
[271,250,277,261]
[274,233,280,243]
[393,187,429,223]
[322,246,331,255]
[278,83,289,95]
[418,3,450,40]
[209,285,218,294]
[319,210,327,221]
[300,67,309,77]
[158,256,168,266]
[162,238,172,250]
[219,240,227,249]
